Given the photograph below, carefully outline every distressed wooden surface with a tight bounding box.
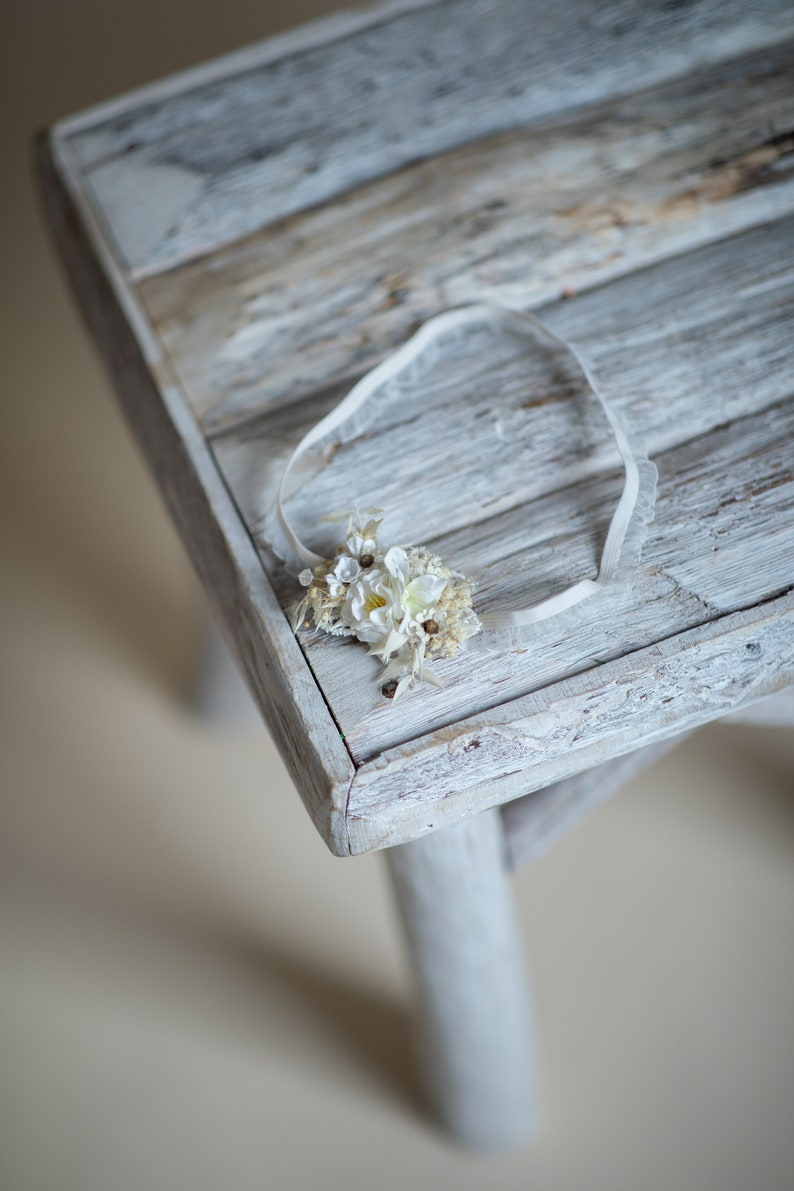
[142,40,794,433]
[37,133,355,856]
[347,594,794,853]
[41,0,794,856]
[67,0,794,278]
[212,218,794,760]
[211,209,794,559]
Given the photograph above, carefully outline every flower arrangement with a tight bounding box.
[292,514,481,698]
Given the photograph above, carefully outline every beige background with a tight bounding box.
[2,3,794,1188]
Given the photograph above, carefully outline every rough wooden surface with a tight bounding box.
[37,133,355,855]
[346,594,794,853]
[65,0,794,278]
[386,807,538,1148]
[141,39,794,433]
[40,0,794,857]
[212,218,794,761]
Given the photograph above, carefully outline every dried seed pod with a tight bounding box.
[359,553,375,568]
[422,618,440,635]
[381,679,399,699]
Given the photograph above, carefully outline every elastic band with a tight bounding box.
[274,303,653,627]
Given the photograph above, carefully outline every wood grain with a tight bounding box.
[36,131,356,856]
[68,0,794,277]
[212,211,794,553]
[210,216,794,761]
[140,39,794,433]
[42,1,794,857]
[347,593,794,853]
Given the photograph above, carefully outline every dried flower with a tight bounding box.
[292,514,480,697]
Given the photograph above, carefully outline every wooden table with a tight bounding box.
[38,0,794,1150]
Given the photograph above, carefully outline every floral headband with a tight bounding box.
[274,304,657,699]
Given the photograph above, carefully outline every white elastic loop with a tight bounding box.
[274,303,654,625]
[276,307,499,568]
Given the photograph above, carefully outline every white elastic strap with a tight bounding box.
[275,303,648,625]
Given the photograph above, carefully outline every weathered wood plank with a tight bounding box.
[211,214,794,563]
[346,593,794,853]
[280,393,794,760]
[36,130,356,856]
[55,0,434,138]
[69,0,793,277]
[204,211,794,761]
[141,40,794,433]
[44,7,794,859]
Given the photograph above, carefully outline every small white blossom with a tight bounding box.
[291,514,480,698]
[402,573,446,631]
[326,553,361,597]
[383,546,410,585]
[344,518,379,559]
[341,567,397,642]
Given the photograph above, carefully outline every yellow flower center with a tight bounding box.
[364,592,388,615]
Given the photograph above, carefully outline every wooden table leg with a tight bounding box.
[385,807,539,1149]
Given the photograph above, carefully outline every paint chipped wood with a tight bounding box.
[66,0,794,277]
[212,221,794,761]
[346,594,794,853]
[38,0,794,858]
[141,40,794,433]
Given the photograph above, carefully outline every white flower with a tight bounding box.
[344,518,380,559]
[291,511,479,697]
[341,567,400,643]
[326,554,361,597]
[383,546,410,585]
[402,573,447,630]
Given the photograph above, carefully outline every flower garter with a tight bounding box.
[271,303,657,700]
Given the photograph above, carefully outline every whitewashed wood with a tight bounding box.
[67,0,794,276]
[37,131,356,855]
[41,14,794,1156]
[42,15,794,860]
[143,41,794,433]
[386,807,538,1148]
[283,397,793,760]
[209,212,794,531]
[346,593,794,853]
[211,217,794,761]
[55,0,436,138]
